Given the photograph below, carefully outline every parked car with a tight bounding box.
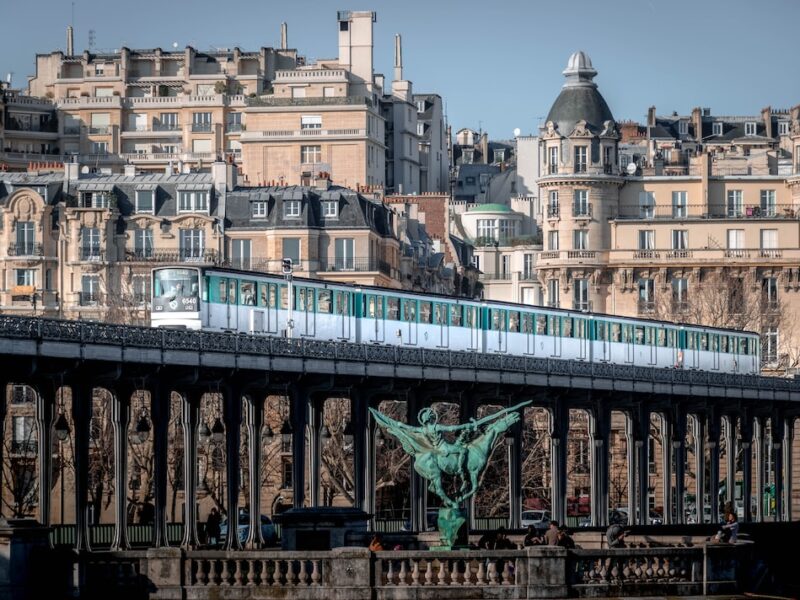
[577,516,592,528]
[220,510,278,545]
[521,510,550,531]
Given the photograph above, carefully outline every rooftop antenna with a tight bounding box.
[88,28,96,51]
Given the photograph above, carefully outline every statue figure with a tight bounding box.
[370,400,531,548]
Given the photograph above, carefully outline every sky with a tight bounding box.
[2,0,798,138]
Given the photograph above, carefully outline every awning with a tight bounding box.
[77,182,115,192]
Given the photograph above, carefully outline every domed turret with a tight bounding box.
[545,51,614,134]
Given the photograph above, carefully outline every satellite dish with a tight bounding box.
[172,42,179,49]
[626,162,637,175]
[80,166,90,174]
[513,128,521,138]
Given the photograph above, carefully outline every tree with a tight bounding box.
[1,406,39,518]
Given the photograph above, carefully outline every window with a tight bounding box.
[178,190,209,213]
[133,228,153,259]
[191,138,212,153]
[493,149,505,164]
[158,112,178,130]
[678,120,688,135]
[81,227,101,260]
[476,219,494,240]
[548,190,559,217]
[523,254,534,279]
[778,122,790,136]
[574,146,587,173]
[15,221,35,255]
[226,112,242,131]
[638,278,655,312]
[89,112,110,134]
[573,189,589,216]
[300,115,322,130]
[231,239,251,270]
[498,219,515,240]
[12,416,35,454]
[546,230,559,250]
[728,278,745,314]
[135,190,154,213]
[760,229,777,250]
[500,255,510,276]
[762,327,778,365]
[573,230,587,250]
[548,146,558,174]
[672,191,687,218]
[727,229,744,249]
[671,230,687,250]
[417,122,426,136]
[15,269,35,287]
[81,274,100,305]
[415,100,426,112]
[745,122,757,136]
[283,200,301,219]
[672,278,688,312]
[727,190,743,217]
[638,230,654,250]
[179,229,204,260]
[763,277,778,310]
[322,200,338,218]
[334,238,354,270]
[574,279,589,311]
[547,279,560,308]
[94,63,105,77]
[281,460,293,488]
[282,238,300,265]
[252,201,267,218]
[301,145,322,164]
[132,274,150,305]
[760,190,776,216]
[192,112,212,132]
[712,122,723,136]
[638,191,655,218]
[91,141,109,154]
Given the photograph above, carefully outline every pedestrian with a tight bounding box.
[556,526,576,549]
[523,525,544,547]
[715,512,739,543]
[477,530,497,550]
[544,520,560,546]
[369,533,384,551]
[605,524,627,548]
[495,527,515,550]
[206,507,221,547]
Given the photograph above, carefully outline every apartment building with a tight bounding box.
[536,50,800,371]
[413,94,447,194]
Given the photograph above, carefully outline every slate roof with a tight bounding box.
[546,85,615,135]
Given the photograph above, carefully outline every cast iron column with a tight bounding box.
[740,413,754,523]
[180,390,201,547]
[660,413,673,525]
[672,407,687,525]
[783,419,793,522]
[111,385,132,550]
[755,417,765,522]
[151,383,171,548]
[772,412,784,523]
[223,383,242,551]
[245,392,265,548]
[72,382,92,551]
[635,407,650,526]
[550,403,568,526]
[351,390,369,512]
[290,385,308,509]
[35,385,54,531]
[307,396,322,508]
[589,402,610,527]
[708,411,721,524]
[625,414,636,526]
[408,394,424,532]
[694,415,706,523]
[724,415,736,508]
[508,415,523,529]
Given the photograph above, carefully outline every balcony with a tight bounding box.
[57,96,122,109]
[120,152,214,163]
[246,95,373,108]
[633,250,661,260]
[125,249,219,264]
[566,250,596,259]
[547,205,560,219]
[240,128,366,141]
[78,291,104,306]
[478,271,513,281]
[638,300,656,314]
[64,126,81,135]
[572,203,592,218]
[88,126,111,135]
[7,243,43,257]
[191,123,212,133]
[611,204,798,221]
[5,119,58,133]
[226,123,243,133]
[80,247,103,262]
[760,249,782,258]
[274,69,348,83]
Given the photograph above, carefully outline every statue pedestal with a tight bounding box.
[430,507,468,550]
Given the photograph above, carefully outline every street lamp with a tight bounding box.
[211,417,225,444]
[198,422,211,444]
[54,413,71,442]
[135,414,152,444]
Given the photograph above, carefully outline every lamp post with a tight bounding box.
[282,258,294,338]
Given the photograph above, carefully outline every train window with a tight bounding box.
[300,288,314,311]
[522,313,533,334]
[667,329,675,348]
[575,319,585,339]
[700,333,708,351]
[562,317,573,338]
[596,321,606,341]
[611,323,621,342]
[688,332,696,350]
[269,284,278,308]
[720,336,728,353]
[509,311,520,333]
[492,310,504,331]
[450,305,463,327]
[219,278,228,303]
[366,296,376,318]
[228,280,237,304]
[375,296,384,318]
[280,286,288,309]
[420,302,432,324]
[729,336,736,353]
[711,335,718,352]
[645,327,653,345]
[241,281,256,306]
[465,307,475,327]
[622,325,632,344]
[336,292,349,315]
[536,315,547,335]
[548,315,559,336]
[259,284,268,307]
[402,299,416,322]
[433,304,444,325]
[387,298,400,320]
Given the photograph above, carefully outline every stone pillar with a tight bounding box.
[771,413,783,523]
[363,415,377,527]
[740,414,754,523]
[290,386,308,508]
[111,386,132,550]
[245,392,264,548]
[783,419,793,522]
[589,403,610,527]
[307,397,322,508]
[151,384,170,548]
[180,390,201,548]
[660,413,673,525]
[351,391,368,511]
[755,417,765,522]
[34,386,54,530]
[673,409,687,525]
[550,404,568,526]
[71,382,92,551]
[694,415,706,523]
[222,384,242,551]
[508,416,523,529]
[724,416,736,508]
[708,412,721,524]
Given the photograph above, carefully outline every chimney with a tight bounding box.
[66,25,74,56]
[762,106,773,139]
[393,34,403,81]
[124,163,136,177]
[691,107,702,140]
[647,106,656,127]
[280,22,288,50]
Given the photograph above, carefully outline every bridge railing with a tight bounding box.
[0,315,797,393]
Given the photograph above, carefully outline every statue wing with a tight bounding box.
[369,408,436,455]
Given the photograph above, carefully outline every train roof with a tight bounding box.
[154,265,760,338]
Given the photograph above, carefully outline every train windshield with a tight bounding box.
[152,268,200,313]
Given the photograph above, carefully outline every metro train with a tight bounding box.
[150,266,761,375]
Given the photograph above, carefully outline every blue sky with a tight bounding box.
[2,0,798,138]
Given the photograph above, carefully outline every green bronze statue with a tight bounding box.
[369,400,531,548]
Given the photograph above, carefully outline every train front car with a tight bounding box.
[151,267,203,329]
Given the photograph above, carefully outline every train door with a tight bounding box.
[434,302,449,348]
[265,283,279,334]
[365,294,385,343]
[492,309,507,353]
[466,306,480,351]
[623,324,634,364]
[402,298,418,345]
[688,331,700,369]
[524,314,535,355]
[335,290,351,339]
[598,320,611,362]
[711,333,720,370]
[647,327,657,366]
[297,286,316,337]
[576,318,588,360]
[549,315,561,357]
[226,278,238,330]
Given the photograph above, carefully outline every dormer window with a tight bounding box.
[493,149,505,164]
[462,149,474,164]
[252,201,267,218]
[745,122,757,136]
[177,190,209,213]
[322,200,338,218]
[678,120,688,135]
[778,122,790,135]
[713,122,723,136]
[416,100,426,113]
[284,200,301,219]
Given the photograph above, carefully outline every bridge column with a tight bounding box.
[771,412,784,523]
[550,403,568,526]
[151,383,171,548]
[635,407,650,526]
[244,392,265,548]
[71,382,93,551]
[693,415,706,523]
[589,402,610,527]
[180,390,202,548]
[672,407,687,525]
[783,419,793,522]
[351,390,369,512]
[307,397,322,508]
[34,385,54,531]
[0,383,6,518]
[507,414,523,530]
[290,386,308,508]
[755,417,765,522]
[625,414,636,526]
[223,383,243,550]
[660,413,673,525]
[741,413,754,523]
[708,411,721,524]
[460,397,478,531]
[724,415,736,509]
[111,385,133,550]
